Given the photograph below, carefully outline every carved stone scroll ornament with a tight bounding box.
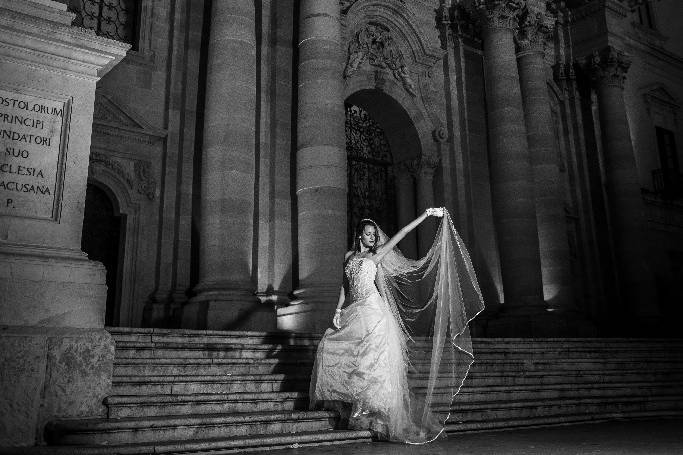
[134,160,157,200]
[344,23,417,97]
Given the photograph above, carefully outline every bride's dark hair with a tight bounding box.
[354,218,380,254]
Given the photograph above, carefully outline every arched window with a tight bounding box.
[68,0,140,49]
[345,104,396,246]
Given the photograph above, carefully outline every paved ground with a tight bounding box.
[258,419,683,455]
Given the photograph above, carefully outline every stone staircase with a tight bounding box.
[39,329,683,454]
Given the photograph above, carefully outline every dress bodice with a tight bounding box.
[344,256,380,302]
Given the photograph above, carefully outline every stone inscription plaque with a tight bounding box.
[0,89,67,219]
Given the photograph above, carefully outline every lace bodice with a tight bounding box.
[344,256,380,302]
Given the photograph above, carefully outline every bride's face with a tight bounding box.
[359,225,377,250]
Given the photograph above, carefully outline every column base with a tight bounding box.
[182,289,275,331]
[277,285,339,333]
[0,326,114,447]
[486,305,597,337]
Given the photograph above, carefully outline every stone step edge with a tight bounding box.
[47,410,337,433]
[105,391,306,405]
[106,327,681,338]
[104,391,682,413]
[446,393,683,413]
[447,381,683,393]
[112,375,683,387]
[446,410,683,432]
[113,340,683,350]
[114,353,683,368]
[112,373,311,383]
[105,385,683,409]
[110,381,683,396]
[113,368,683,381]
[10,430,373,455]
[108,328,683,344]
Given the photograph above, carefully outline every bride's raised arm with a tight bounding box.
[374,207,443,263]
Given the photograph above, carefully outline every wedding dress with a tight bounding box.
[309,212,485,443]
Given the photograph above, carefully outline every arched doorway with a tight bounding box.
[345,89,422,256]
[345,103,396,244]
[81,183,125,326]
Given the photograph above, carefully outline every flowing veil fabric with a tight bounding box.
[373,210,485,443]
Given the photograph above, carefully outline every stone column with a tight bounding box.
[411,154,440,257]
[477,0,545,310]
[183,1,267,330]
[515,7,574,311]
[587,45,656,319]
[0,0,127,446]
[395,162,418,259]
[277,0,346,332]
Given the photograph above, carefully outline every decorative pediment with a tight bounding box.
[642,84,680,111]
[93,92,166,145]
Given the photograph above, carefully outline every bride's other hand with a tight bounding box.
[426,207,444,218]
[333,309,342,329]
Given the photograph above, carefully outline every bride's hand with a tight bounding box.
[426,207,444,218]
[333,309,342,329]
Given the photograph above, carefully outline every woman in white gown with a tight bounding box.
[310,208,485,443]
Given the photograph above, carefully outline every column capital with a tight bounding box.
[585,45,632,89]
[515,7,556,56]
[475,0,526,31]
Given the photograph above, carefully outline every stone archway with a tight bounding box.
[85,162,142,327]
[81,183,124,326]
[346,88,423,257]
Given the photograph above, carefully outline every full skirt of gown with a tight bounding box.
[309,290,425,441]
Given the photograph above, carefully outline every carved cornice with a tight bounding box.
[515,6,556,55]
[344,22,417,96]
[475,0,526,31]
[586,45,632,89]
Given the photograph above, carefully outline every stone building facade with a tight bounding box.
[71,0,682,336]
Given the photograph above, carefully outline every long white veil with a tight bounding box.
[374,210,485,443]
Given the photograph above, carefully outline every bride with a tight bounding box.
[309,208,484,443]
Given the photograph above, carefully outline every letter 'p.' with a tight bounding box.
[6,198,13,208]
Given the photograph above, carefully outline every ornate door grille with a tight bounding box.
[69,0,139,48]
[345,104,396,246]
